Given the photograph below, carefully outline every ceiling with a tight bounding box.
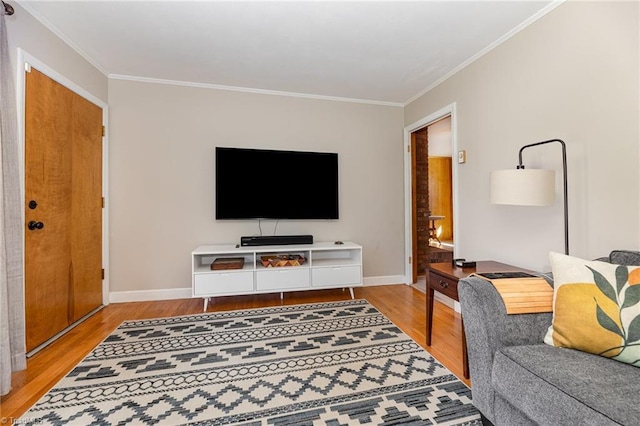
[20,1,557,105]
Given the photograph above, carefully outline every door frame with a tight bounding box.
[403,102,458,284]
[16,49,110,306]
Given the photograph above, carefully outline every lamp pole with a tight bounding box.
[517,139,568,255]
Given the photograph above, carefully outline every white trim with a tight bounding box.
[403,0,566,106]
[403,103,459,284]
[110,277,404,303]
[16,49,110,306]
[21,0,564,108]
[101,111,110,306]
[363,276,406,287]
[109,74,404,108]
[110,288,193,304]
[18,2,109,77]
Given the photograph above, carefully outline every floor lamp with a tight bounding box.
[490,139,569,255]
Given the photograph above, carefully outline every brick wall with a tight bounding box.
[414,127,429,274]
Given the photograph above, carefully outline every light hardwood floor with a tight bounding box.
[0,284,469,420]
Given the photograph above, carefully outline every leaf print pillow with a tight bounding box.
[544,252,640,367]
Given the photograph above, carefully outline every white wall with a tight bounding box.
[5,3,107,102]
[405,1,639,272]
[108,80,404,293]
[428,116,452,157]
[9,0,638,297]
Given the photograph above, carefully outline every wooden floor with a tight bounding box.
[0,284,469,420]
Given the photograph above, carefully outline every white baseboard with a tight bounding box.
[109,275,406,303]
[434,292,461,313]
[109,288,192,303]
[363,275,405,286]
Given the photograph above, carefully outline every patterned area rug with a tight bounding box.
[21,299,480,425]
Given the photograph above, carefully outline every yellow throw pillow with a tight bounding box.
[544,252,640,366]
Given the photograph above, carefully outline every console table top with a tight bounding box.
[427,260,536,281]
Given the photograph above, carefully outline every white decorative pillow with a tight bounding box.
[544,252,640,367]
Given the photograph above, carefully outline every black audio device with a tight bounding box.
[240,235,314,247]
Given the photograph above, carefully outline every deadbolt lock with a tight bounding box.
[28,221,44,231]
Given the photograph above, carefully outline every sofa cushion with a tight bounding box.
[609,250,640,266]
[544,252,640,366]
[492,344,640,425]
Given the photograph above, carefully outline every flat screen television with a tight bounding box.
[215,147,339,220]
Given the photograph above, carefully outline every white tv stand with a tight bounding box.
[191,241,363,311]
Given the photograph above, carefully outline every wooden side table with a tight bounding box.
[428,215,445,245]
[426,260,533,379]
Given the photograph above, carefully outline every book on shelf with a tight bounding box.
[211,257,245,270]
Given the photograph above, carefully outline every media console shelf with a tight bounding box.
[192,241,363,311]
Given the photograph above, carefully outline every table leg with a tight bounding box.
[349,287,354,299]
[461,318,469,379]
[428,219,442,246]
[203,297,209,312]
[426,286,434,346]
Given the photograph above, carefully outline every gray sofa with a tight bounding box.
[458,251,640,426]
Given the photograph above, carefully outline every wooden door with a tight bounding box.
[428,157,453,241]
[24,67,103,352]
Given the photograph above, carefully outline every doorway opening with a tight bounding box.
[404,104,457,293]
[426,116,454,249]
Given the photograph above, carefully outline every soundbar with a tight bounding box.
[240,235,314,247]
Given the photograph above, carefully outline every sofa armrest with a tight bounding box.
[458,276,553,423]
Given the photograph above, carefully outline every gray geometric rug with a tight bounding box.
[21,299,481,425]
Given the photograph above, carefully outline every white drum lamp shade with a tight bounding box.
[490,169,555,206]
[490,138,568,254]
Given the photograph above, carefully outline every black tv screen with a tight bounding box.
[215,147,339,220]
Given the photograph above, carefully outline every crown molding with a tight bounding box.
[403,0,567,106]
[108,74,404,107]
